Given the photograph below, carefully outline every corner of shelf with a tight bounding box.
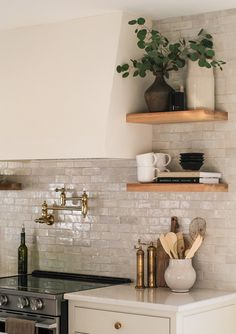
[127,183,228,193]
[126,109,228,125]
[0,182,22,190]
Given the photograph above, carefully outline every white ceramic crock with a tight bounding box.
[164,259,196,293]
[186,61,215,110]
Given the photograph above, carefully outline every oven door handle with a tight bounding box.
[36,320,57,329]
[0,316,57,330]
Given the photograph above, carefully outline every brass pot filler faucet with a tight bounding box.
[34,187,88,225]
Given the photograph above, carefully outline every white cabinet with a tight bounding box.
[65,286,236,334]
[182,304,236,334]
[69,302,236,334]
[73,307,169,334]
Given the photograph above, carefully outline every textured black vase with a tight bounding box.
[144,73,174,112]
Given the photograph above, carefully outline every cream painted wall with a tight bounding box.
[0,12,151,159]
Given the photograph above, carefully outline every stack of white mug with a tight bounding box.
[136,152,171,183]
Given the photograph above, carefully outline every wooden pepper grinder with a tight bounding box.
[156,216,179,287]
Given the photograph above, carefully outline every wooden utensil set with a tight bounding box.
[159,232,203,259]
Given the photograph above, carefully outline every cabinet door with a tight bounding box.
[74,307,169,334]
[183,304,236,334]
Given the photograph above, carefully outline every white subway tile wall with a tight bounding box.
[0,9,235,290]
[152,8,236,289]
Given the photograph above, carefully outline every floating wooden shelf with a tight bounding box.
[127,183,228,192]
[126,109,228,124]
[0,182,22,190]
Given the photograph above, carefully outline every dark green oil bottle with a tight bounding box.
[18,225,28,274]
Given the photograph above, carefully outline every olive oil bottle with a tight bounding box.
[18,225,28,274]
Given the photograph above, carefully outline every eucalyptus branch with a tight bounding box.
[116,18,226,79]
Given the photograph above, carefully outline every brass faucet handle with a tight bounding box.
[55,187,66,193]
[81,190,88,217]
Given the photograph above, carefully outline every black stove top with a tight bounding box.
[0,271,131,319]
[0,270,131,296]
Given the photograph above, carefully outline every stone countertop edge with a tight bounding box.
[64,284,236,313]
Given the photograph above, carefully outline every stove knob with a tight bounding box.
[17,296,29,309]
[0,295,8,306]
[30,298,43,311]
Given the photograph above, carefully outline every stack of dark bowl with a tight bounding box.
[180,153,204,171]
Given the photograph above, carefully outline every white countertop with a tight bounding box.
[64,284,236,312]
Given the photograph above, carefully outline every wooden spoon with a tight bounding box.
[165,232,178,259]
[159,234,173,259]
[189,217,206,241]
[185,234,203,259]
[176,232,185,259]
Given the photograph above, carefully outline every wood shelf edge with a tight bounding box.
[0,182,22,190]
[127,183,228,192]
[126,109,228,124]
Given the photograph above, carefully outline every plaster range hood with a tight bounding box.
[0,12,152,160]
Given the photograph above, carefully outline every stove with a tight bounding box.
[0,270,131,334]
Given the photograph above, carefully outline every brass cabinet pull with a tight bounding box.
[114,322,122,330]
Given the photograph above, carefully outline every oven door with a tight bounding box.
[0,310,59,334]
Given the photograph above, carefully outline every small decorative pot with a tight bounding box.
[186,61,215,110]
[164,259,196,293]
[144,72,174,112]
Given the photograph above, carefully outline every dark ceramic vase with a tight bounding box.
[144,73,174,112]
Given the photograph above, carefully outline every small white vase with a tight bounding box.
[164,259,196,293]
[186,61,215,110]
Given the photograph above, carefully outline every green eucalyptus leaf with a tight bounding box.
[205,49,215,58]
[190,43,198,51]
[133,70,139,77]
[137,40,146,49]
[128,20,137,25]
[205,61,211,68]
[116,65,122,73]
[122,64,129,71]
[197,45,206,54]
[205,33,213,39]
[198,58,206,67]
[201,39,213,48]
[137,29,147,40]
[139,70,146,77]
[122,72,129,78]
[174,43,181,48]
[137,17,145,25]
[176,59,185,68]
[189,52,199,61]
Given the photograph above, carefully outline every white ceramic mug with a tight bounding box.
[154,153,171,172]
[137,166,158,183]
[136,152,157,167]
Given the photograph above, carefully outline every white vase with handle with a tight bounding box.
[164,259,196,292]
[186,61,215,110]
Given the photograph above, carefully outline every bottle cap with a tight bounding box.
[180,85,184,92]
[22,224,25,233]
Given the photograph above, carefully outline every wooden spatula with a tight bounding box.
[176,232,185,259]
[185,234,203,259]
[159,234,173,258]
[165,232,178,259]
